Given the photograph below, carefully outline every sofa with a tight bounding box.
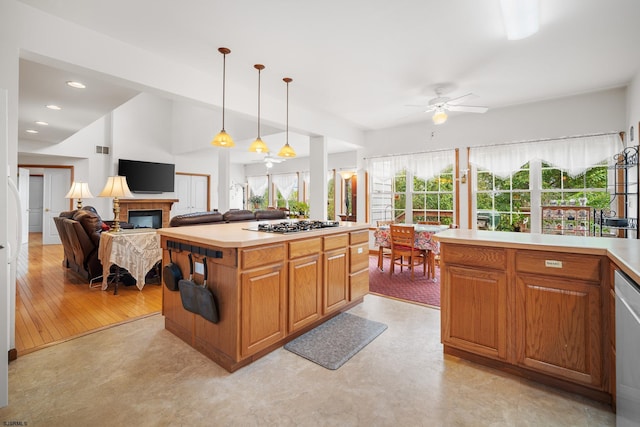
[169,209,287,227]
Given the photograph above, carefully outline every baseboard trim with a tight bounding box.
[8,348,17,362]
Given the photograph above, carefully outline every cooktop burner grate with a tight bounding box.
[256,220,340,233]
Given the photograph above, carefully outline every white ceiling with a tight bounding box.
[16,0,640,163]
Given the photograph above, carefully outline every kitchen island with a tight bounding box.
[434,229,640,407]
[156,221,370,372]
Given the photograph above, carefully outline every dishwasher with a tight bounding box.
[615,270,640,426]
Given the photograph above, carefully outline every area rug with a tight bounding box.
[368,255,441,307]
[284,312,387,370]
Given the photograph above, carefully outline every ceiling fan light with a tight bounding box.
[265,160,273,168]
[500,0,539,40]
[432,109,448,125]
[249,137,269,153]
[211,129,235,147]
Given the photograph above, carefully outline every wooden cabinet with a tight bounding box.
[240,263,286,357]
[323,247,348,314]
[161,224,370,372]
[440,242,609,401]
[288,238,322,332]
[514,273,602,387]
[443,265,508,360]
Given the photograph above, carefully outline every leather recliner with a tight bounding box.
[54,207,105,281]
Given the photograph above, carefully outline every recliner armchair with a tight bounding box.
[54,207,104,281]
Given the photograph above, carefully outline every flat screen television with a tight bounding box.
[118,159,175,193]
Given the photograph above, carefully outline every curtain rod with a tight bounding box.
[468,131,623,150]
[364,147,457,161]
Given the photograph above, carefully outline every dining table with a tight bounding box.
[374,223,451,274]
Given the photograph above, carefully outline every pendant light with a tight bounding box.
[278,77,296,158]
[211,47,235,148]
[248,64,269,153]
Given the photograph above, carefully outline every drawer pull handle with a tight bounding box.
[545,260,563,268]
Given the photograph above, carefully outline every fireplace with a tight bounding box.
[128,209,162,229]
[118,199,178,228]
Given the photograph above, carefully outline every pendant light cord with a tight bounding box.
[257,67,261,138]
[221,52,226,130]
[286,79,289,145]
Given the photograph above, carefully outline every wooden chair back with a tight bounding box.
[390,224,416,249]
[376,220,395,227]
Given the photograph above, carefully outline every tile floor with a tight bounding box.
[0,295,615,426]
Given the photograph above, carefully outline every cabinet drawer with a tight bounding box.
[289,238,322,259]
[441,244,506,270]
[324,234,348,251]
[241,244,285,270]
[515,251,601,283]
[350,243,369,273]
[350,269,369,301]
[350,230,369,245]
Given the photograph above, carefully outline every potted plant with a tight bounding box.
[248,195,264,210]
[288,201,309,218]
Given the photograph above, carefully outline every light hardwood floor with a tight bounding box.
[14,233,162,355]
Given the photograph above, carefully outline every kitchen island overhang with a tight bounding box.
[156,220,371,372]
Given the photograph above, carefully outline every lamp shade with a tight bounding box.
[98,176,133,198]
[339,171,354,180]
[249,137,269,153]
[65,182,94,199]
[277,143,296,158]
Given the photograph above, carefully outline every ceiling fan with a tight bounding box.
[409,91,488,125]
[259,153,285,168]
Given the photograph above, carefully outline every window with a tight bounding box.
[476,163,531,231]
[368,150,456,224]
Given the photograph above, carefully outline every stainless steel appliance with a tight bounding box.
[615,270,640,426]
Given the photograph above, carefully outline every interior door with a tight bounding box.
[42,168,70,245]
[18,167,29,243]
[191,175,208,212]
[28,175,43,233]
[172,174,192,217]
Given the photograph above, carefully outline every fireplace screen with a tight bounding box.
[128,209,162,229]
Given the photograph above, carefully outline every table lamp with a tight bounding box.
[98,176,133,232]
[65,181,94,209]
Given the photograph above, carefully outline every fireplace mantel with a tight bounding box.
[118,199,178,228]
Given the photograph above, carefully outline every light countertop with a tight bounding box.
[156,220,370,249]
[434,229,640,285]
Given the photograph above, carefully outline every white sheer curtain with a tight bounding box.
[469,133,622,177]
[272,173,298,202]
[367,150,455,180]
[247,175,268,197]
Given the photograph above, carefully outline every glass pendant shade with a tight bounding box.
[278,77,296,158]
[278,143,296,158]
[212,130,235,147]
[211,47,234,148]
[249,137,268,153]
[432,108,448,125]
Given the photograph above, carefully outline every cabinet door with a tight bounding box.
[289,255,322,332]
[240,264,286,357]
[515,274,602,388]
[323,248,348,314]
[442,265,508,360]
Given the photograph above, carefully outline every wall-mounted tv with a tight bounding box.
[118,159,175,194]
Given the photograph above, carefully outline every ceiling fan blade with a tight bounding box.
[446,93,477,106]
[447,105,488,113]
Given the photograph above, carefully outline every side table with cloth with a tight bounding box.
[374,224,450,277]
[97,229,162,293]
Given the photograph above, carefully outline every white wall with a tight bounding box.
[364,87,627,157]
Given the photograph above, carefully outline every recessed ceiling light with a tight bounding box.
[66,81,86,89]
[35,121,49,126]
[26,129,39,134]
[46,104,62,110]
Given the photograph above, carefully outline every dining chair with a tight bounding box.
[376,220,394,270]
[389,224,428,279]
